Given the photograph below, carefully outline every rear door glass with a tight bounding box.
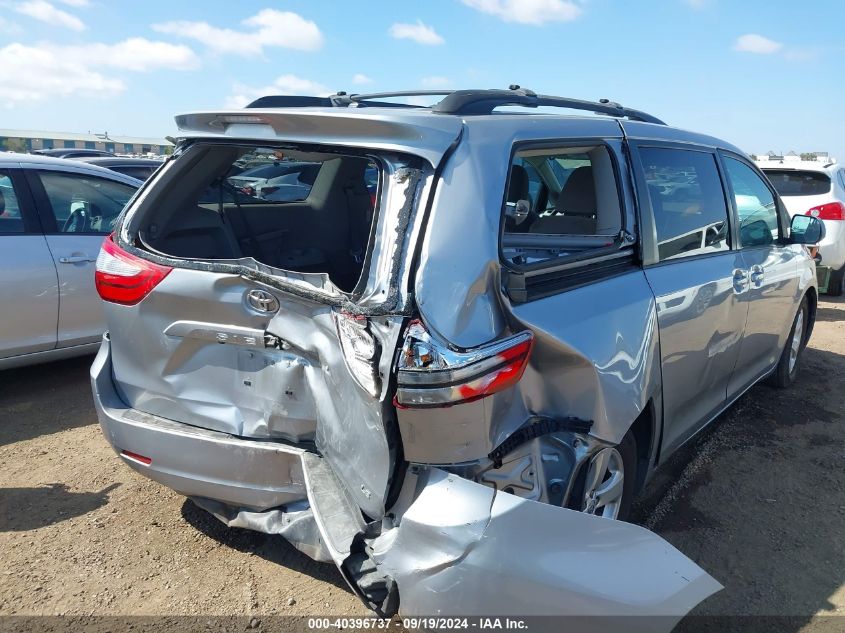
[639,147,730,262]
[763,170,831,197]
[36,171,137,234]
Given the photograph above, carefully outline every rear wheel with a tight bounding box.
[580,431,637,521]
[827,265,844,297]
[769,297,809,388]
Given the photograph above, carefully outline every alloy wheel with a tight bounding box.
[582,447,625,520]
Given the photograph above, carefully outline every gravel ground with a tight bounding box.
[1,298,844,632]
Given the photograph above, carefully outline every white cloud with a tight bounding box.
[55,0,89,6]
[734,33,783,54]
[420,76,452,88]
[225,74,331,109]
[352,73,374,85]
[66,38,200,72]
[0,43,122,105]
[14,0,85,31]
[153,9,323,56]
[0,39,199,107]
[460,0,582,25]
[388,20,444,45]
[0,16,23,34]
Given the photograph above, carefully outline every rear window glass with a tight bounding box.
[501,145,623,266]
[138,144,381,293]
[763,170,831,196]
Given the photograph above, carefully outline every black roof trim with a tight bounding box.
[246,95,335,108]
[244,87,666,125]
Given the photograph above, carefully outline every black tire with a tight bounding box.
[827,265,845,297]
[768,297,809,389]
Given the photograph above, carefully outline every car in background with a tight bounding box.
[760,161,845,295]
[71,156,163,181]
[251,162,321,201]
[32,148,115,159]
[0,153,141,369]
[226,160,313,192]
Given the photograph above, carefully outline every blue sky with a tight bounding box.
[0,0,842,159]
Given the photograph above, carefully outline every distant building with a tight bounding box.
[0,129,172,155]
[755,151,836,164]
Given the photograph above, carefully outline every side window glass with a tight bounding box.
[722,157,779,247]
[38,171,137,234]
[115,167,155,181]
[839,170,845,190]
[502,145,623,266]
[0,171,25,234]
[639,148,730,262]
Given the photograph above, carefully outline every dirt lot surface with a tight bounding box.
[1,298,844,632]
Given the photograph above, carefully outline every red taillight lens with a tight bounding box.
[95,234,172,305]
[395,320,533,408]
[806,202,845,221]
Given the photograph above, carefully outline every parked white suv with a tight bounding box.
[760,161,845,295]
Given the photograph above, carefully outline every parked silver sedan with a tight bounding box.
[0,153,141,369]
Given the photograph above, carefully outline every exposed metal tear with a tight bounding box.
[190,496,331,562]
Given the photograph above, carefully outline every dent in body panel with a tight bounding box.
[409,121,651,466]
[371,468,721,627]
[398,271,660,465]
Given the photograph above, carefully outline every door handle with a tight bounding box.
[732,268,748,293]
[750,266,765,285]
[59,255,96,264]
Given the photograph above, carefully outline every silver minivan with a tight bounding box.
[90,89,824,628]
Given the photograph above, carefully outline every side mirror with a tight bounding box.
[790,215,826,245]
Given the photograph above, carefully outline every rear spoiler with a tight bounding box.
[173,109,463,168]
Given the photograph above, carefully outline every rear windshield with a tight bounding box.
[135,145,381,293]
[763,170,831,197]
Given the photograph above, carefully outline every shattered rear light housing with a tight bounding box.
[95,234,172,306]
[395,320,533,408]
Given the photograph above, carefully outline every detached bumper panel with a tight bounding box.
[372,469,721,631]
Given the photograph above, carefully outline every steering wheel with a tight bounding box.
[63,206,90,233]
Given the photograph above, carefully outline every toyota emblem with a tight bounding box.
[246,289,280,314]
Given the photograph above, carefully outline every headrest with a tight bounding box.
[507,164,530,203]
[555,166,596,217]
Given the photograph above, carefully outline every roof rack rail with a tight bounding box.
[431,87,666,124]
[244,87,666,125]
[246,91,450,110]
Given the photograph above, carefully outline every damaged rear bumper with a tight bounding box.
[93,336,720,628]
[91,335,308,511]
[371,468,721,629]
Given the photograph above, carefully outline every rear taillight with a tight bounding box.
[95,234,172,305]
[395,320,533,408]
[806,202,845,221]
